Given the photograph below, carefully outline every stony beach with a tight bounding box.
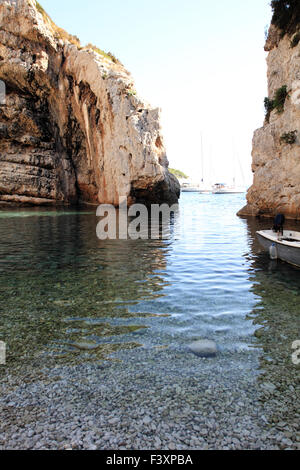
[0,339,299,450]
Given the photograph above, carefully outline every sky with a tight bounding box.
[40,0,272,186]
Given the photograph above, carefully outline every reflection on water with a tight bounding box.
[242,216,300,427]
[0,208,172,366]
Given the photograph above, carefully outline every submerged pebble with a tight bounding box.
[188,339,218,358]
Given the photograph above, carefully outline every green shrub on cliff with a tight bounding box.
[169,169,188,180]
[264,97,274,123]
[264,85,289,122]
[280,130,298,144]
[36,1,47,18]
[273,85,289,113]
[270,1,300,36]
[84,44,120,64]
[35,2,121,64]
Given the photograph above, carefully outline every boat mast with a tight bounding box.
[233,138,246,187]
[201,134,204,183]
[232,138,236,187]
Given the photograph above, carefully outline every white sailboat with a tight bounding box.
[181,181,202,192]
[212,182,245,194]
[212,142,245,194]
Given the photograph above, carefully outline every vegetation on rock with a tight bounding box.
[264,85,289,122]
[35,2,119,63]
[280,130,298,144]
[273,85,289,113]
[264,97,275,123]
[169,169,188,179]
[84,44,120,64]
[36,1,80,46]
[270,1,300,36]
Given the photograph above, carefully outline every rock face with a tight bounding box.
[238,24,300,219]
[0,0,180,206]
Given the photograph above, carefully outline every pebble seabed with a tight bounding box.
[0,342,299,450]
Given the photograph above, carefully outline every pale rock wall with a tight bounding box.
[0,0,180,206]
[239,25,300,219]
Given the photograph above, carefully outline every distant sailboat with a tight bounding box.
[181,182,202,192]
[212,182,245,194]
[198,134,213,193]
[212,141,245,194]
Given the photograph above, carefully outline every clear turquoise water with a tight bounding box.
[0,193,299,439]
[0,194,299,362]
[0,194,255,362]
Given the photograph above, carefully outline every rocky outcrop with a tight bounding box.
[0,0,180,206]
[238,24,300,219]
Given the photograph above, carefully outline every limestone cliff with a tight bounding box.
[0,0,180,206]
[239,11,300,219]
